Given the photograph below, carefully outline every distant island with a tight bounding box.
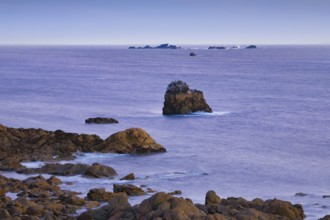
[208,46,226,49]
[129,43,180,49]
[246,45,257,49]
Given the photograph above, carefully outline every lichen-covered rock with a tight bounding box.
[162,80,213,115]
[137,192,205,219]
[206,190,221,206]
[93,128,166,154]
[87,188,126,202]
[113,184,145,196]
[78,193,133,220]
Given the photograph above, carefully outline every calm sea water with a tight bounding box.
[0,45,330,219]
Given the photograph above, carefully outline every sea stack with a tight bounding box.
[162,80,212,115]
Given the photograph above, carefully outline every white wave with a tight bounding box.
[169,111,230,117]
[21,161,45,168]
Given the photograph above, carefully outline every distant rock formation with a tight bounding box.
[208,46,226,49]
[85,117,119,124]
[246,45,257,49]
[128,43,180,49]
[162,80,213,115]
[189,52,196,56]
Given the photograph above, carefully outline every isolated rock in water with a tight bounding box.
[208,46,226,49]
[93,128,166,154]
[189,52,196,56]
[85,117,119,124]
[246,45,257,49]
[162,80,213,115]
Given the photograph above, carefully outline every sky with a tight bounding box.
[0,0,330,45]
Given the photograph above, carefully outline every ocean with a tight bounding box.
[0,45,329,219]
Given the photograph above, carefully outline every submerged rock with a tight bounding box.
[85,117,119,124]
[162,80,213,115]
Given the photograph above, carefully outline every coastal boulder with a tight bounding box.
[162,80,213,115]
[113,184,145,196]
[93,128,166,154]
[137,192,205,219]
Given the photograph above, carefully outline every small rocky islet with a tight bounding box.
[162,80,212,115]
[0,81,324,219]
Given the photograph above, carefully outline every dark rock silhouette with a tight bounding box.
[189,52,196,56]
[208,46,226,49]
[129,43,180,49]
[85,117,119,124]
[246,45,257,49]
[162,80,213,115]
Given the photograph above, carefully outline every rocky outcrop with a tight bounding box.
[246,45,257,49]
[120,173,135,180]
[208,46,226,49]
[17,162,117,178]
[162,80,213,115]
[0,124,166,171]
[190,52,196,56]
[0,174,90,219]
[85,117,119,124]
[93,127,166,154]
[1,176,306,220]
[113,184,145,196]
[87,188,126,202]
[129,43,180,49]
[137,192,204,219]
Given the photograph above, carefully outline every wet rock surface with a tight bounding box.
[17,163,117,178]
[162,80,213,115]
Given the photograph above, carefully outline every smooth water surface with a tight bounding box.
[1,45,330,219]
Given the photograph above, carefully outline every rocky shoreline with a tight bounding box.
[0,123,327,219]
[0,173,306,219]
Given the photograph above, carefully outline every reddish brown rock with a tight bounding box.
[120,173,135,180]
[162,80,212,115]
[113,184,145,196]
[87,188,126,202]
[94,128,166,154]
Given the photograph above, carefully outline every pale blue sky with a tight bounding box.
[0,0,329,45]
